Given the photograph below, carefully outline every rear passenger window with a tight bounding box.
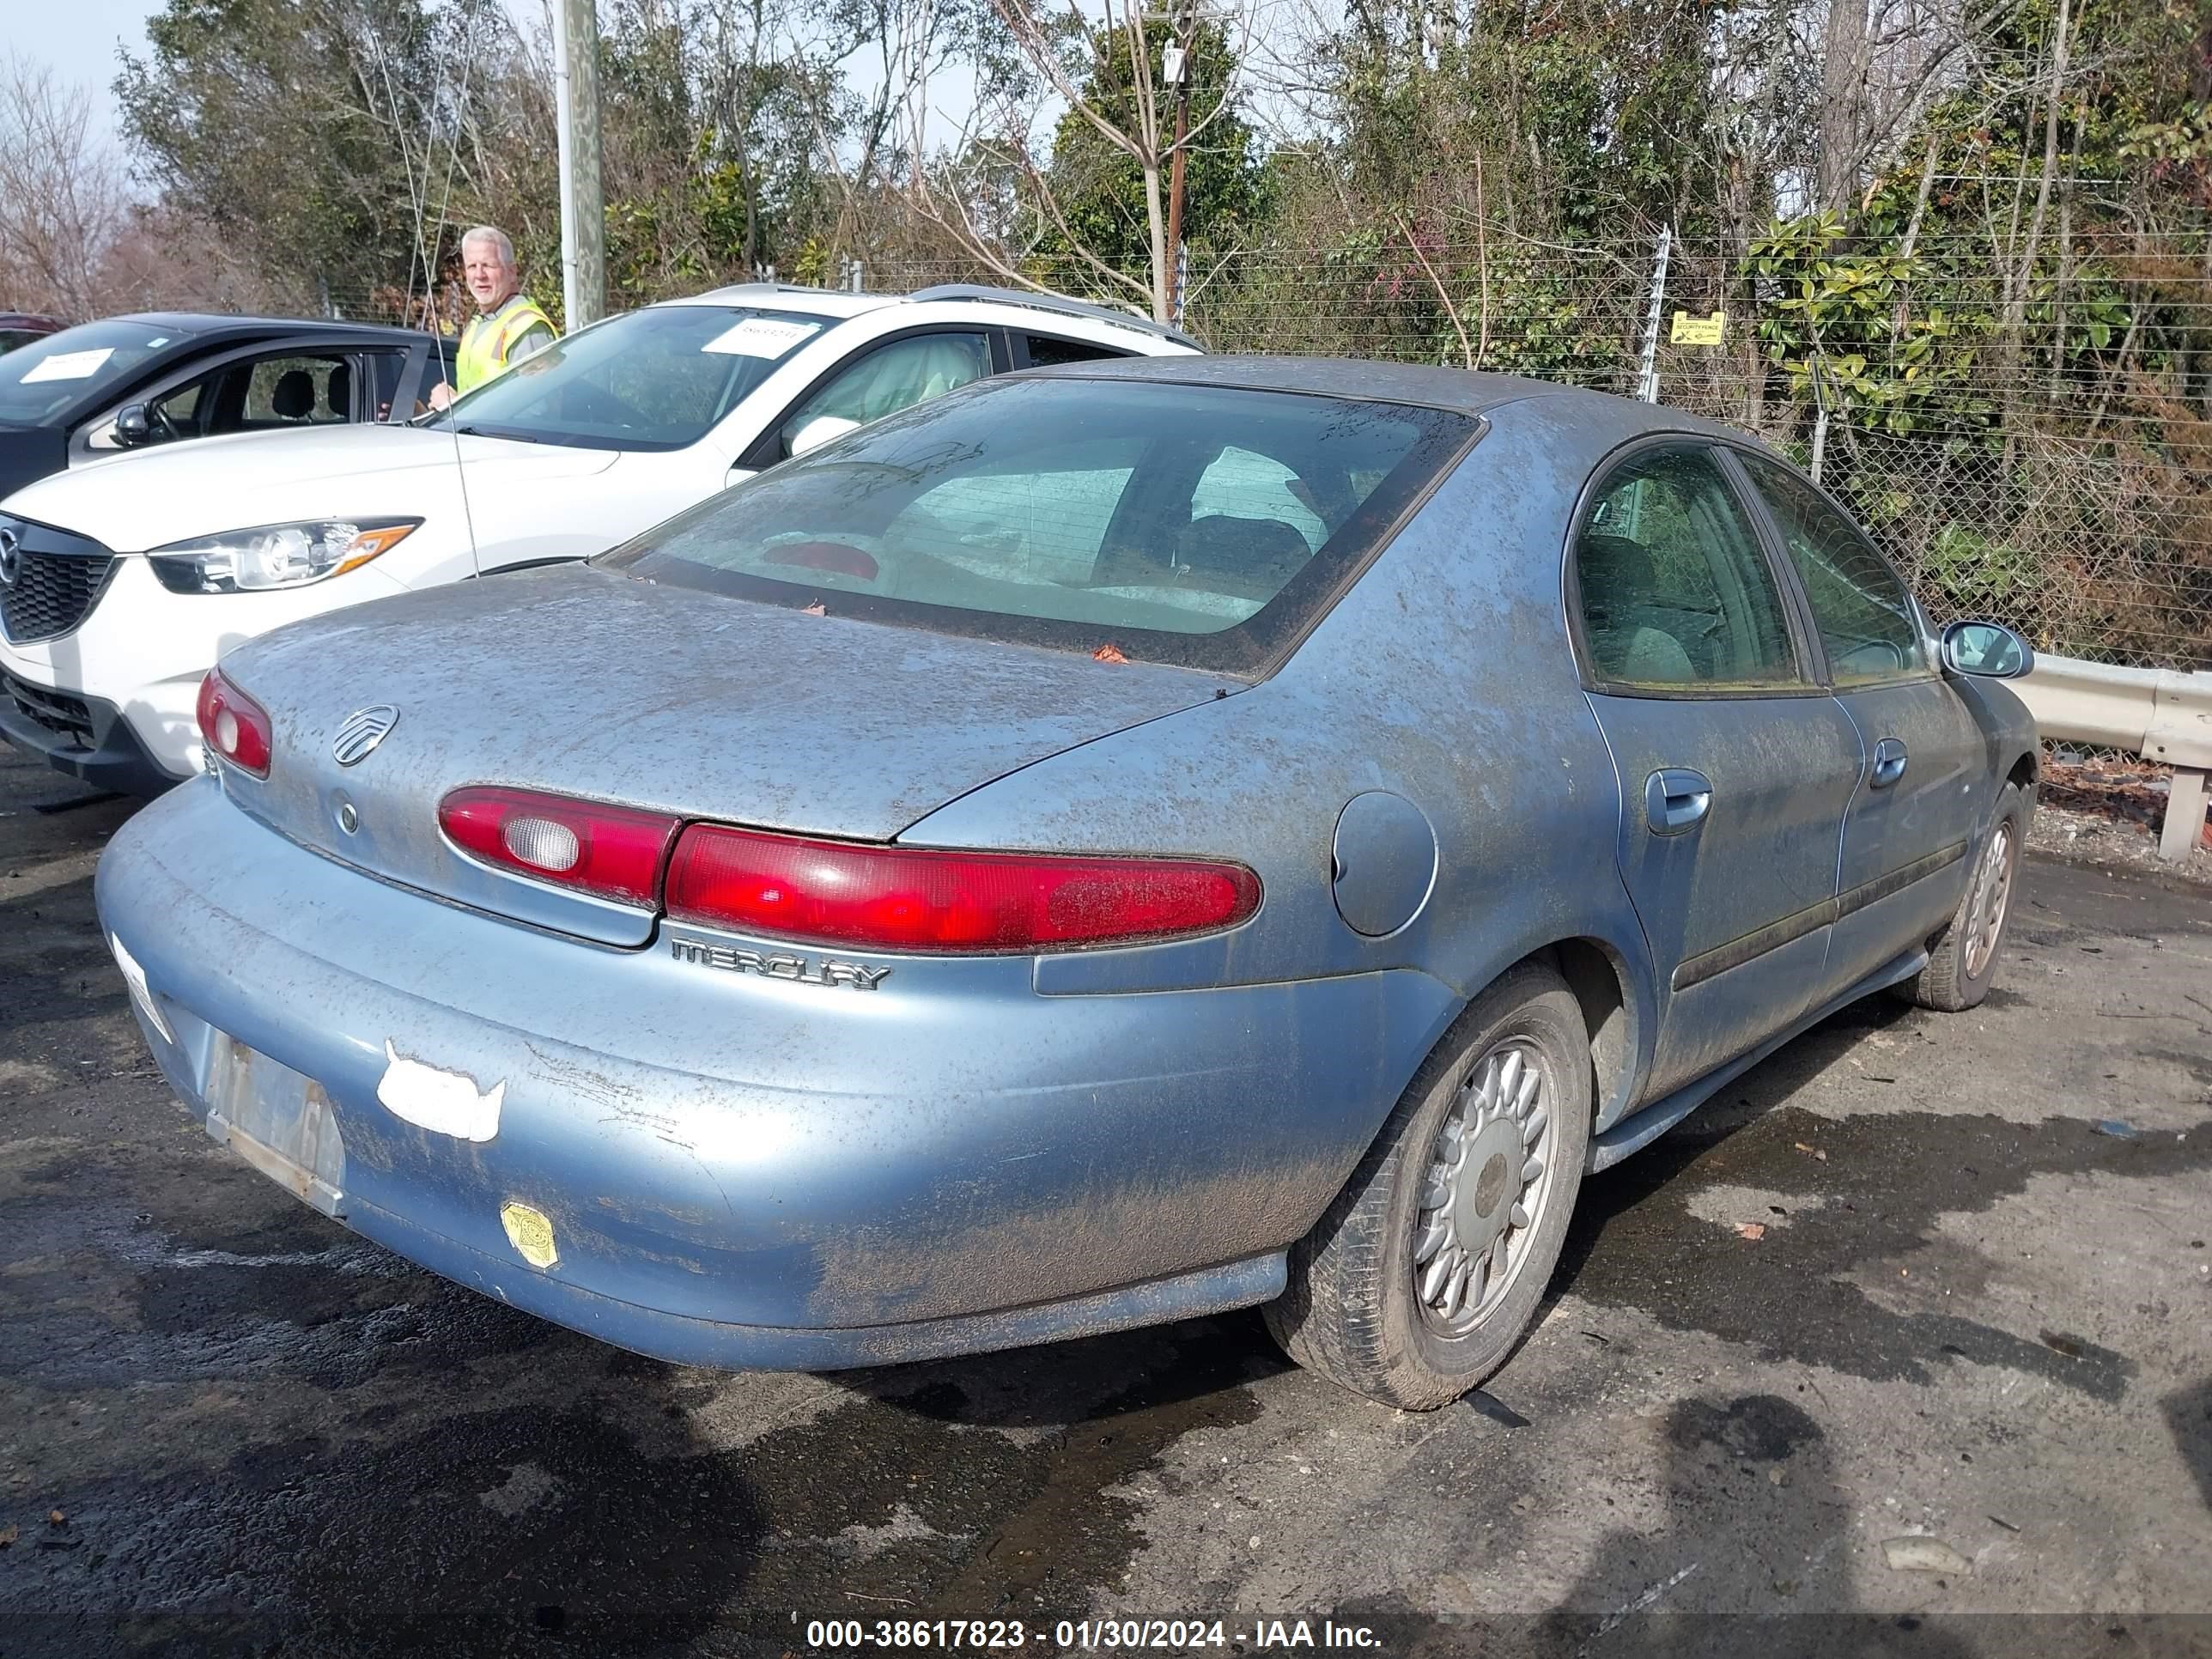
[1575,447,1801,690]
[1738,454,1929,684]
[1023,334,1126,367]
[780,331,990,457]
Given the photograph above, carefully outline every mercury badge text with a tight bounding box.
[669,936,893,989]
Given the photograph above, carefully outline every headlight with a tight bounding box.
[148,519,421,593]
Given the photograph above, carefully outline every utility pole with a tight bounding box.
[552,0,606,330]
[1161,4,1193,326]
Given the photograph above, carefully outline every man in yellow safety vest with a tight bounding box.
[427,225,557,410]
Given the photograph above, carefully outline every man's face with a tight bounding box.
[464,242,517,311]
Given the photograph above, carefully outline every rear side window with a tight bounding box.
[603,377,1475,674]
[1574,446,1802,690]
[1739,453,1929,684]
[1023,334,1126,367]
[777,331,991,457]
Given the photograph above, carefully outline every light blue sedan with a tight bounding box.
[96,359,2039,1407]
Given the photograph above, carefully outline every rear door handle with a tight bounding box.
[1645,769,1712,836]
[1869,738,1909,788]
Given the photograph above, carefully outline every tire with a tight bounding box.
[1265,959,1592,1409]
[1895,779,2030,1012]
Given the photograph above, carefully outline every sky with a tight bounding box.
[16,0,1307,191]
[16,0,160,127]
[16,0,1012,199]
[15,0,550,187]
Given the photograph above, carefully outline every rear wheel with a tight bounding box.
[1265,960,1592,1409]
[1895,780,2029,1012]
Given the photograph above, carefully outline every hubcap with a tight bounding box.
[1413,1038,1554,1334]
[1962,820,2015,978]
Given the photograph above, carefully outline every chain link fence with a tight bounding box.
[860,234,2211,675]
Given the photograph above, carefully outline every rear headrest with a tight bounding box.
[270,369,315,420]
[1578,532,1658,600]
[325,362,351,416]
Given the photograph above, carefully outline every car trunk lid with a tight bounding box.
[215,564,1229,945]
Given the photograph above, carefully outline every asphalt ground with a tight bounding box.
[2,744,2209,1659]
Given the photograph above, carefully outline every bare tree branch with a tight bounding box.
[1395,210,1473,369]
[0,55,128,317]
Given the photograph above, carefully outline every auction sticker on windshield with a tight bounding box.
[702,317,822,357]
[19,347,116,384]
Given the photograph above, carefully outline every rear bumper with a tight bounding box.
[98,778,1459,1370]
[346,1197,1286,1369]
[0,665,188,795]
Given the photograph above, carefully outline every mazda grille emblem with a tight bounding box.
[0,529,19,588]
[332,704,400,766]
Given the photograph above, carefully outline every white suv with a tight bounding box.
[0,283,1198,793]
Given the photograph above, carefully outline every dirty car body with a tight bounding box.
[96,359,2039,1393]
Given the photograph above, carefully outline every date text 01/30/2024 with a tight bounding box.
[802,1619,1385,1650]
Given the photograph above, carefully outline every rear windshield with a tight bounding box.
[599,376,1476,672]
[428,303,832,451]
[0,320,195,427]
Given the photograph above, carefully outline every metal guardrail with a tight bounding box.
[2013,654,2212,863]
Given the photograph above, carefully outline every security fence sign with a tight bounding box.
[1670,309,1727,345]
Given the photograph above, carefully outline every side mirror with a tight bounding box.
[113,404,152,447]
[785,414,860,459]
[1942,620,2033,680]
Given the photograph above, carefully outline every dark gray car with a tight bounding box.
[0,313,453,501]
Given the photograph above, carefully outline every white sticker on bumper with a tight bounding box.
[376,1039,504,1141]
[109,933,174,1044]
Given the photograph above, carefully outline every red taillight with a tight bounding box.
[195,668,271,777]
[664,826,1260,954]
[439,787,679,905]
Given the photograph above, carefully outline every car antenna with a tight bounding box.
[447,398,483,580]
[410,46,484,579]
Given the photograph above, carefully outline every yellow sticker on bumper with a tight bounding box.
[500,1201,558,1269]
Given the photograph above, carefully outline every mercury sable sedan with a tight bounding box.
[96,359,2038,1407]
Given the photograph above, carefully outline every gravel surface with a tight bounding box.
[2031,756,2211,884]
[2028,801,2212,884]
[3,751,2209,1658]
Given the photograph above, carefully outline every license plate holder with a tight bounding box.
[204,1034,347,1218]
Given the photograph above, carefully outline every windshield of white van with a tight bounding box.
[0,321,197,427]
[427,305,831,452]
